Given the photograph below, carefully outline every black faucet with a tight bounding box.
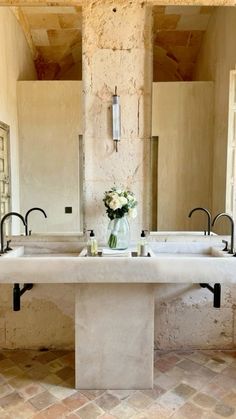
[0,212,26,254]
[24,207,47,236]
[188,207,212,236]
[212,212,235,254]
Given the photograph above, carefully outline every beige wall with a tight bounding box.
[152,81,214,231]
[195,6,236,233]
[17,81,83,233]
[0,7,36,232]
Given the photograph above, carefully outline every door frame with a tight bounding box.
[0,121,11,225]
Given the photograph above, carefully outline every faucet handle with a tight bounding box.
[222,240,228,251]
[4,240,12,252]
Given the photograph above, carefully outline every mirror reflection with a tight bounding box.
[151,5,234,234]
[0,5,83,235]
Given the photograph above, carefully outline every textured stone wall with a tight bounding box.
[83,0,152,242]
[155,282,236,350]
[1,1,236,6]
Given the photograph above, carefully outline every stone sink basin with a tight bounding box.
[150,231,216,236]
[1,247,79,258]
[149,242,225,258]
[0,242,235,285]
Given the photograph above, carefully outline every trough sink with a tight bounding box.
[150,231,217,236]
[1,247,79,258]
[149,242,226,258]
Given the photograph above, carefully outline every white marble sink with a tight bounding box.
[1,246,24,257]
[1,247,79,258]
[24,253,79,257]
[149,242,225,258]
[0,241,235,285]
[150,231,216,236]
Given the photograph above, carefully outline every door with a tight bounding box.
[0,124,11,231]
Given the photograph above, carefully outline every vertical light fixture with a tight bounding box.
[112,86,121,152]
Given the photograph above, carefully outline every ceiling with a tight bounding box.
[153,5,215,81]
[12,6,82,80]
[11,5,214,81]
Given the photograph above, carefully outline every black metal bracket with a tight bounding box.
[13,284,33,311]
[200,283,221,308]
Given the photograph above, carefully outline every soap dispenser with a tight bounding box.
[87,230,98,256]
[137,230,148,257]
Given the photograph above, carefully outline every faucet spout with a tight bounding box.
[212,212,235,254]
[24,207,47,236]
[0,212,26,254]
[188,207,212,236]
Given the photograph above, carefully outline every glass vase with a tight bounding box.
[107,217,130,250]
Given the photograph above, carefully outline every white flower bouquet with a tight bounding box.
[103,187,137,249]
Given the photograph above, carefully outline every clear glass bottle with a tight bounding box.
[87,230,98,256]
[137,230,148,257]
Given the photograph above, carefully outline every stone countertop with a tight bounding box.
[0,247,236,284]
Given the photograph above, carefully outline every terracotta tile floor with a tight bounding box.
[0,350,236,418]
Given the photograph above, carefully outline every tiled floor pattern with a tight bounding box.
[0,350,236,418]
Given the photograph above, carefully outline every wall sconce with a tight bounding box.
[112,86,121,152]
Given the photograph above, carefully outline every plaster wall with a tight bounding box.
[17,81,83,233]
[0,7,36,232]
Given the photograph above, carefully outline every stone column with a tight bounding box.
[75,284,154,389]
[82,0,153,242]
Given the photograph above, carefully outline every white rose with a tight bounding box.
[128,207,137,219]
[127,194,134,202]
[109,197,122,210]
[119,196,128,206]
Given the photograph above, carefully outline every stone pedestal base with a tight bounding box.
[75,284,154,389]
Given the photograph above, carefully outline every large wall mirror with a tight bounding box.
[151,5,235,234]
[0,5,83,235]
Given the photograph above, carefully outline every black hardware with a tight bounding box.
[25,208,47,236]
[212,213,234,254]
[4,240,12,252]
[65,207,72,214]
[13,283,33,311]
[0,212,26,255]
[188,208,212,236]
[131,251,151,257]
[200,283,221,308]
[222,240,229,251]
